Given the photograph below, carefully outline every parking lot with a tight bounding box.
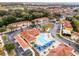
[5,28,33,56]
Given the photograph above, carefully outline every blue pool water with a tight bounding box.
[34,41,54,51]
[35,33,55,52]
[36,34,47,44]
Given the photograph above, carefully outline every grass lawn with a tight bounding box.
[56,33,63,38]
[8,50,16,56]
[73,20,79,26]
[0,28,6,32]
[2,34,8,41]
[71,20,79,32]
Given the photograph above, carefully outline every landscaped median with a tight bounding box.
[0,28,6,33]
[4,43,16,56]
[0,27,12,35]
[2,34,8,41]
[56,33,64,39]
[1,34,16,56]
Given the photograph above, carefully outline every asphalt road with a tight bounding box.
[50,21,79,52]
[5,28,27,56]
[2,20,79,56]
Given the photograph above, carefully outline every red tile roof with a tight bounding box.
[47,43,73,56]
[15,34,29,49]
[26,28,40,36]
[73,32,79,36]
[21,31,35,42]
[20,28,40,43]
[14,28,40,49]
[63,21,72,28]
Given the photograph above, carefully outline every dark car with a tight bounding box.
[22,49,33,56]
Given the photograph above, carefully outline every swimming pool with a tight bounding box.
[34,33,55,52]
[36,33,52,44]
[37,33,47,44]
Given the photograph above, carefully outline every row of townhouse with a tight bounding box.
[14,27,56,56]
[34,17,49,25]
[71,32,79,43]
[14,28,40,56]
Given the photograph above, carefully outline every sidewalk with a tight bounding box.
[0,35,8,56]
[59,23,79,56]
[59,24,79,45]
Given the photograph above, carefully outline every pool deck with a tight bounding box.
[36,33,53,45]
[32,33,59,56]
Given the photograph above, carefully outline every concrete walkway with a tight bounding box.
[0,35,8,56]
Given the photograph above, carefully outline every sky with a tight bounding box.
[0,0,79,2]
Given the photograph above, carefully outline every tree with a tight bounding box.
[0,28,6,33]
[6,15,16,23]
[71,20,79,32]
[2,15,16,26]
[74,15,79,20]
[42,25,47,32]
[53,13,61,21]
[4,43,15,52]
[30,21,36,28]
[2,34,8,41]
[42,10,50,17]
[11,9,23,18]
[32,12,44,19]
[65,17,73,21]
[0,10,8,16]
[0,20,3,27]
[2,16,8,26]
[23,13,33,21]
[74,9,78,12]
[31,20,35,25]
[53,13,61,18]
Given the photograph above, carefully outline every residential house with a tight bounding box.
[62,20,73,35]
[71,32,79,43]
[34,17,49,25]
[14,34,35,56]
[14,28,55,56]
[47,43,73,56]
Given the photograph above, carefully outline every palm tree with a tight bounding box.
[4,43,15,52]
[42,25,46,32]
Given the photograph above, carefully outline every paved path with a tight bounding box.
[50,22,79,54]
[50,23,70,44]
[5,29,23,56]
[0,35,8,56]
